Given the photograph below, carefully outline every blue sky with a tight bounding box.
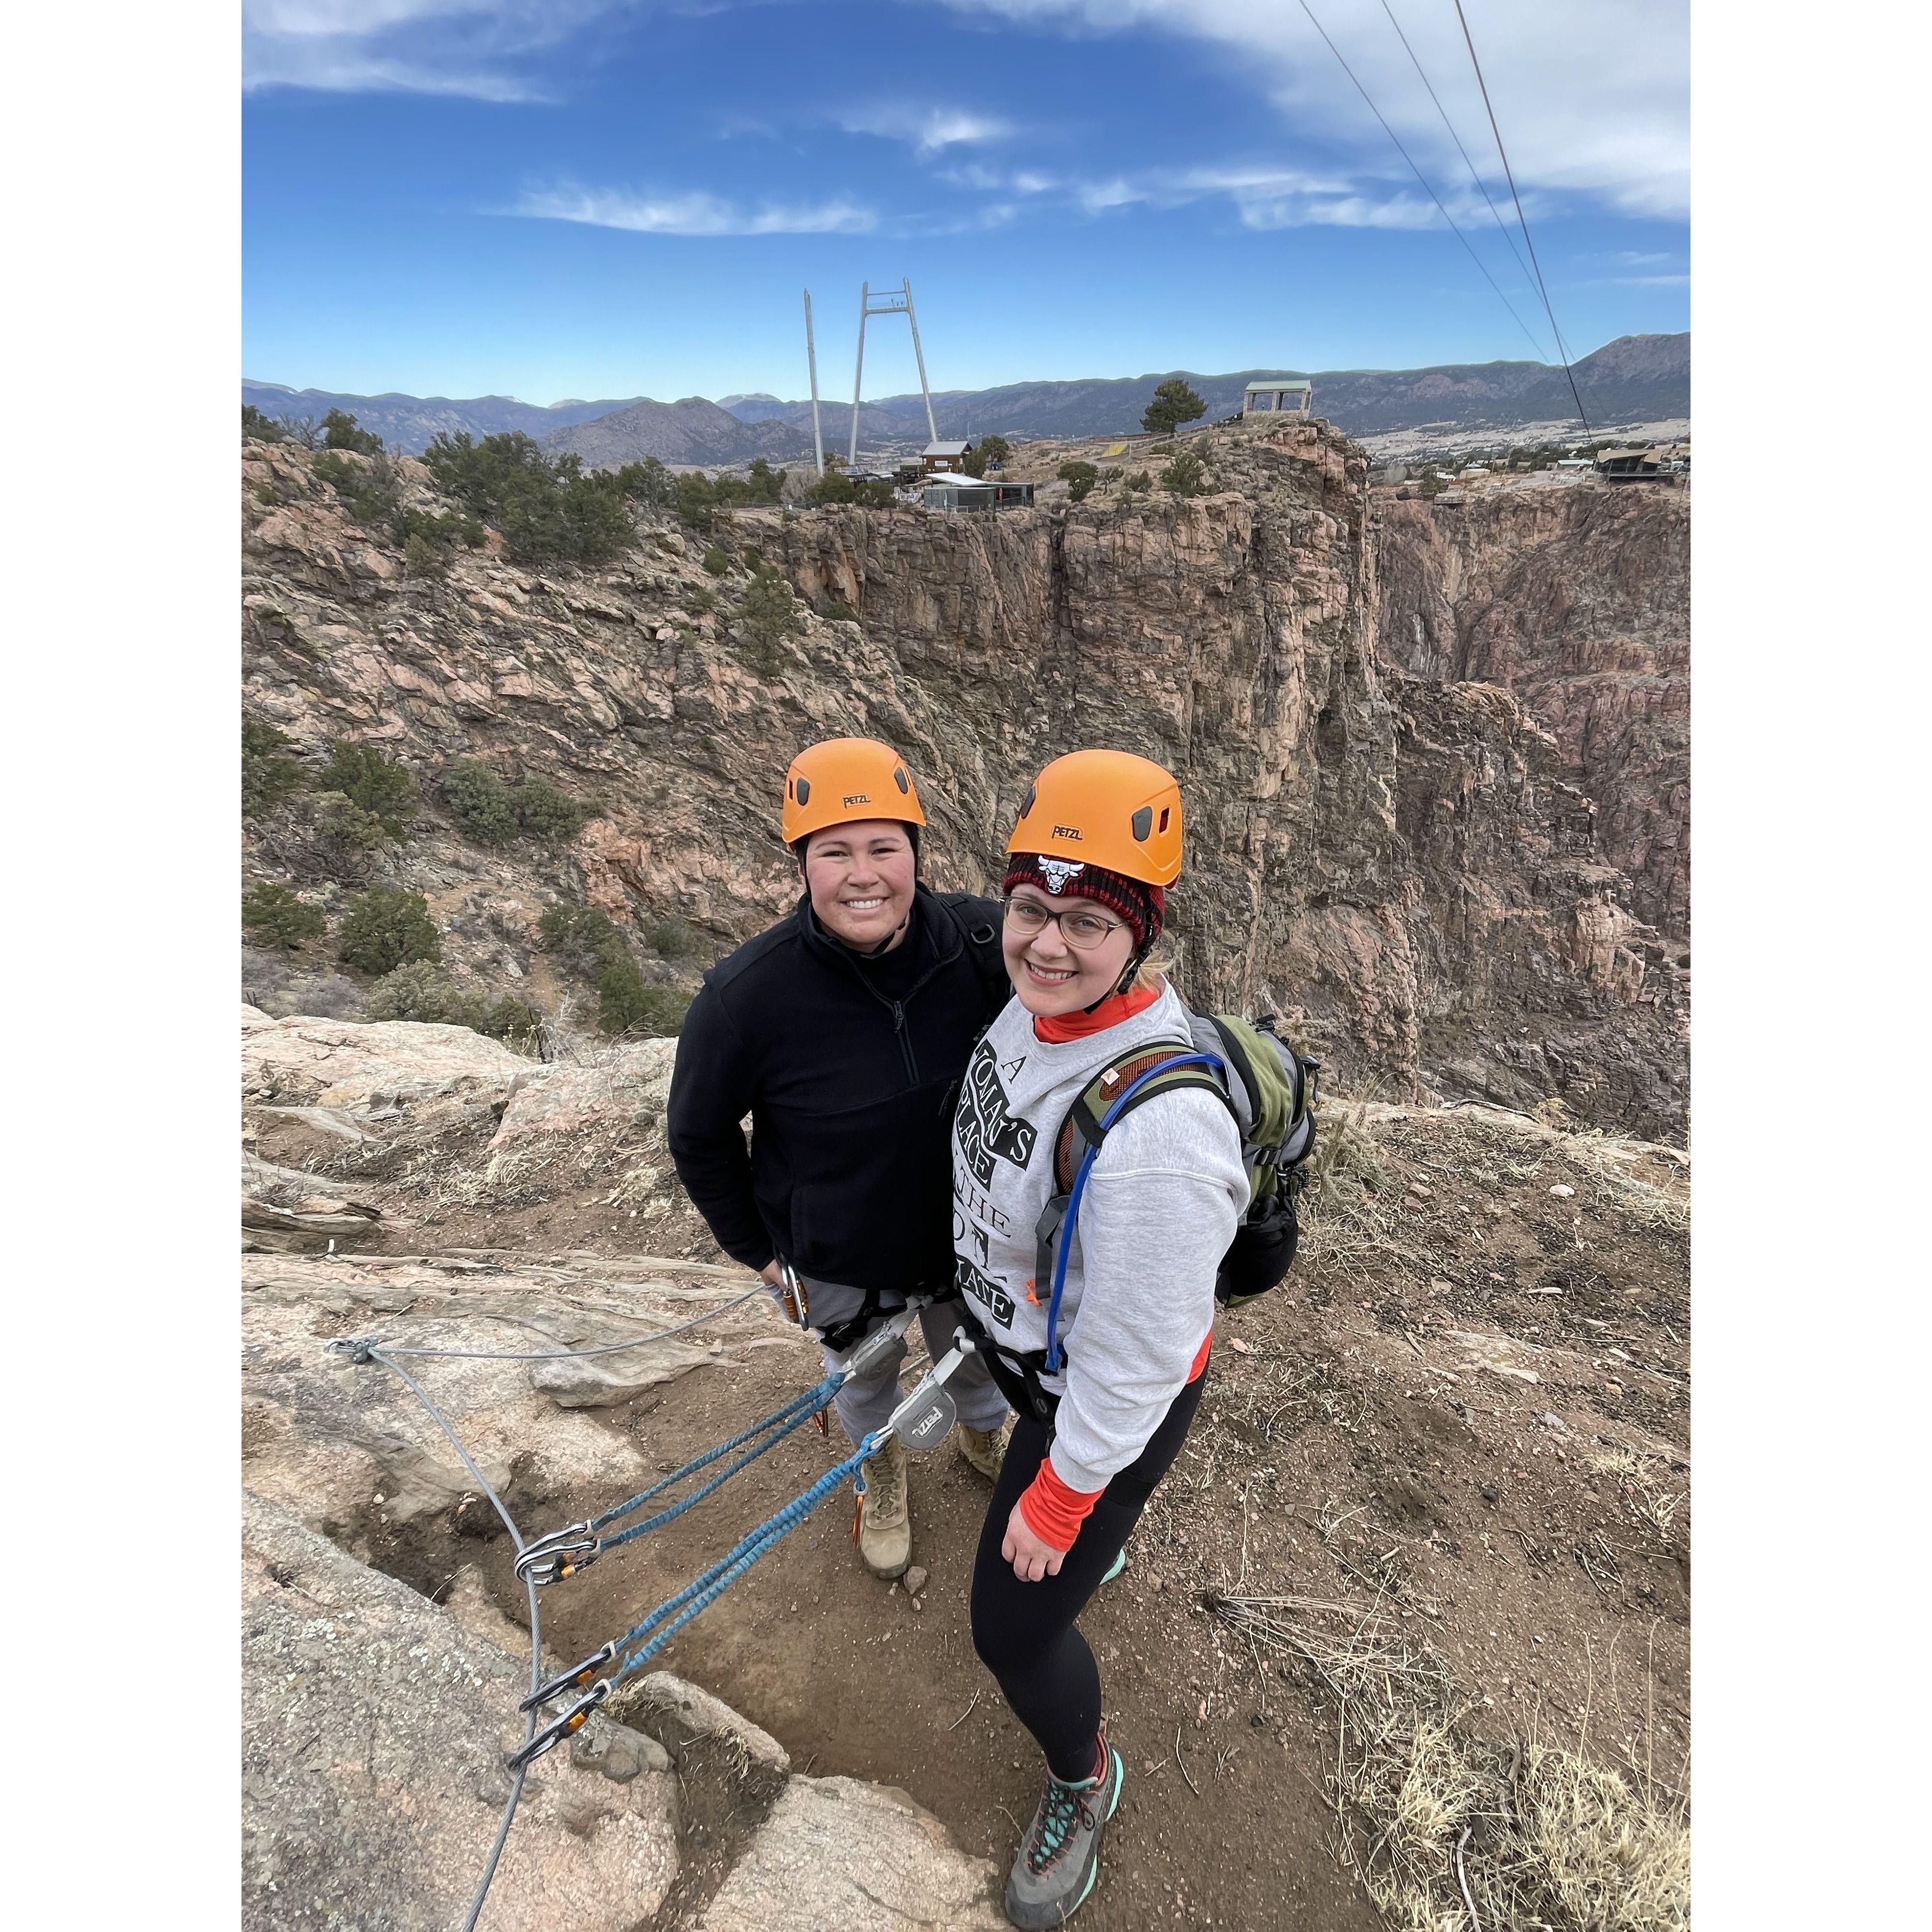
[243,0,1688,402]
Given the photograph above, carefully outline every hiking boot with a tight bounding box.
[1004,1732,1123,1929]
[956,1417,1012,1484]
[856,1434,911,1579]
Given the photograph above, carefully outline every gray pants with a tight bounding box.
[823,1300,1012,1444]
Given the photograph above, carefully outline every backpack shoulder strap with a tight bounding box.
[1051,1042,1235,1194]
[933,892,1008,1017]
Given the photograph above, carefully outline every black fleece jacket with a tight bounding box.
[666,886,1008,1296]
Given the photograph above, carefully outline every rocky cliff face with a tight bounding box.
[242,418,1686,1138]
[1374,485,1690,944]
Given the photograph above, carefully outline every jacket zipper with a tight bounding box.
[891,1001,919,1082]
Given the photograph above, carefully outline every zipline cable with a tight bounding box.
[1376,0,1542,321]
[1450,0,1593,444]
[370,1287,763,1361]
[1295,0,1552,364]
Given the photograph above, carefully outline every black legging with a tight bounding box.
[970,1367,1208,1782]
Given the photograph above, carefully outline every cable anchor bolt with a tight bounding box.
[513,1522,602,1587]
[328,1336,379,1365]
[520,1640,620,1714]
[506,1680,610,1773]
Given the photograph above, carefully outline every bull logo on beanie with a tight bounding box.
[1038,857,1086,894]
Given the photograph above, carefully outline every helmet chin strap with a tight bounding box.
[1081,941,1151,1014]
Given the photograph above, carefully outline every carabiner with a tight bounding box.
[519,1640,619,1714]
[506,1680,610,1772]
[513,1521,602,1586]
[777,1261,810,1330]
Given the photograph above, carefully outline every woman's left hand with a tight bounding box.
[1002,1502,1067,1583]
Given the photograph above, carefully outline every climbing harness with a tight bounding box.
[333,1281,977,1925]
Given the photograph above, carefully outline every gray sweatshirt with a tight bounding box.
[950,982,1248,1494]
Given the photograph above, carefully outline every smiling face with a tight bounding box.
[1002,883,1138,1018]
[804,819,918,951]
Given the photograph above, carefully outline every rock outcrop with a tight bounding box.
[243,421,1686,1137]
[1374,484,1690,943]
[242,1489,680,1932]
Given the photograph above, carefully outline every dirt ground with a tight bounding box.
[277,1096,1690,1930]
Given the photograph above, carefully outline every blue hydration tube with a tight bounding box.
[1042,1051,1224,1372]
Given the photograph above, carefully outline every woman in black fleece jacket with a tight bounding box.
[664,736,1014,1577]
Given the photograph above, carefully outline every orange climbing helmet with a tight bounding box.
[781,736,927,849]
[1005,748,1184,886]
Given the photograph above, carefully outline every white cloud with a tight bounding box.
[937,0,1689,220]
[243,0,632,99]
[837,103,1016,154]
[511,184,877,235]
[935,157,1493,231]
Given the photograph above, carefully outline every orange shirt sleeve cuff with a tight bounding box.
[1018,1458,1103,1552]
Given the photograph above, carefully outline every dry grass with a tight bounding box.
[1561,1137,1691,1237]
[1212,1593,1689,1932]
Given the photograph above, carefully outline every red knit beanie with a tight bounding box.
[1001,853,1166,951]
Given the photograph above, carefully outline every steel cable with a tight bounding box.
[1296,0,1552,363]
[364,1346,541,1932]
[372,1286,763,1361]
[1450,0,1593,442]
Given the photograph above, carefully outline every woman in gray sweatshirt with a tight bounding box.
[952,749,1248,1930]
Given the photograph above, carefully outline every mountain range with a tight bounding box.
[243,333,1686,466]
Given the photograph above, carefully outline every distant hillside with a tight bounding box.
[240,382,647,455]
[724,335,1689,443]
[536,396,810,468]
[243,334,1685,467]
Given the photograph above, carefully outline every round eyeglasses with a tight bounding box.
[1003,897,1126,951]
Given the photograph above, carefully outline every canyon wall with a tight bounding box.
[242,419,1686,1138]
[1373,485,1689,943]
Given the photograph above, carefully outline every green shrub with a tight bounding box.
[740,544,764,572]
[539,901,625,978]
[1125,470,1151,493]
[392,503,482,564]
[739,571,800,675]
[963,434,1011,478]
[364,966,546,1050]
[312,448,402,525]
[702,544,732,575]
[1161,451,1206,498]
[442,758,518,844]
[538,899,688,1035]
[311,791,390,860]
[242,404,284,444]
[243,716,303,817]
[1100,465,1123,483]
[422,431,634,567]
[612,455,676,509]
[1058,460,1099,503]
[820,596,856,622]
[338,886,441,975]
[322,409,384,454]
[320,741,416,836]
[644,916,703,960]
[481,995,546,1050]
[1142,379,1206,437]
[242,883,324,950]
[365,961,487,1025]
[685,585,716,614]
[594,954,689,1036]
[515,780,589,843]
